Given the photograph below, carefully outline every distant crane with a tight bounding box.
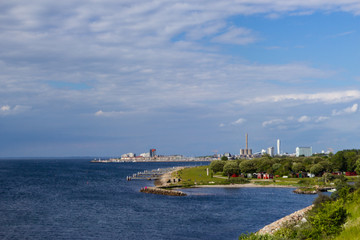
[212,150,218,158]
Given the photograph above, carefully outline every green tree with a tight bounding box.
[223,161,240,177]
[310,163,324,176]
[355,158,360,174]
[221,156,228,161]
[319,160,332,173]
[344,151,357,172]
[239,160,257,173]
[292,162,305,173]
[210,160,225,173]
[272,163,282,173]
[331,151,346,171]
[256,158,274,173]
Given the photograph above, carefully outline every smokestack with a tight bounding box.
[246,133,248,149]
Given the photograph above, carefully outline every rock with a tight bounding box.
[140,187,187,196]
[257,205,314,235]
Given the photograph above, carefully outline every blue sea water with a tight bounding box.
[0,159,318,240]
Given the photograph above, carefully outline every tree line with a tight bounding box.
[210,149,360,177]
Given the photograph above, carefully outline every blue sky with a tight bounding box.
[1,1,360,157]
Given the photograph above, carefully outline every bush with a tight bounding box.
[308,199,347,237]
[313,193,332,209]
[331,182,354,201]
[239,233,283,240]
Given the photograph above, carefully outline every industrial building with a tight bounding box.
[267,147,274,157]
[296,147,312,157]
[239,133,253,157]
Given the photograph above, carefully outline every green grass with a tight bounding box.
[334,190,360,240]
[176,166,249,186]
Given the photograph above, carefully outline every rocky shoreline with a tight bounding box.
[257,205,314,235]
[140,187,187,196]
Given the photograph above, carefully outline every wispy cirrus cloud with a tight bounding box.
[212,27,257,45]
[248,90,360,105]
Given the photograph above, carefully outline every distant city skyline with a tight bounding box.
[1,1,360,157]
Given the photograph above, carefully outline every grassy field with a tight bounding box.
[172,165,357,189]
[172,166,250,187]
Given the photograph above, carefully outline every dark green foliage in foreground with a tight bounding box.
[308,200,347,238]
[239,233,284,240]
[241,189,350,240]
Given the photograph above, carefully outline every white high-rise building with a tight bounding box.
[277,139,281,155]
[296,147,312,157]
[267,147,274,157]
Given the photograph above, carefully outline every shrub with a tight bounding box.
[308,199,347,237]
[239,233,283,240]
[313,193,332,209]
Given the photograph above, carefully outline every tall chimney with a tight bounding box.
[246,133,248,149]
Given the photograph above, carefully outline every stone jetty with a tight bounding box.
[257,205,314,235]
[140,187,187,196]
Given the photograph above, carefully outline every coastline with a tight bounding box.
[257,204,314,235]
[192,183,296,188]
[152,167,310,237]
[154,166,185,187]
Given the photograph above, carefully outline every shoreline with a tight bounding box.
[257,204,314,235]
[152,167,311,236]
[154,166,185,187]
[192,183,296,188]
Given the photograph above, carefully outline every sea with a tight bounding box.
[0,158,318,240]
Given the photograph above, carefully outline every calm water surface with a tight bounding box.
[0,159,318,240]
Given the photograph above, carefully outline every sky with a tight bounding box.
[1,0,360,157]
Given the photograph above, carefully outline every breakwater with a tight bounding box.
[140,187,187,196]
[257,205,314,235]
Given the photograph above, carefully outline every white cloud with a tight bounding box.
[315,116,329,122]
[332,103,358,116]
[248,90,360,105]
[219,123,225,127]
[231,118,246,125]
[1,105,10,112]
[0,105,31,115]
[95,110,125,117]
[212,27,257,45]
[298,115,311,123]
[262,119,284,127]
